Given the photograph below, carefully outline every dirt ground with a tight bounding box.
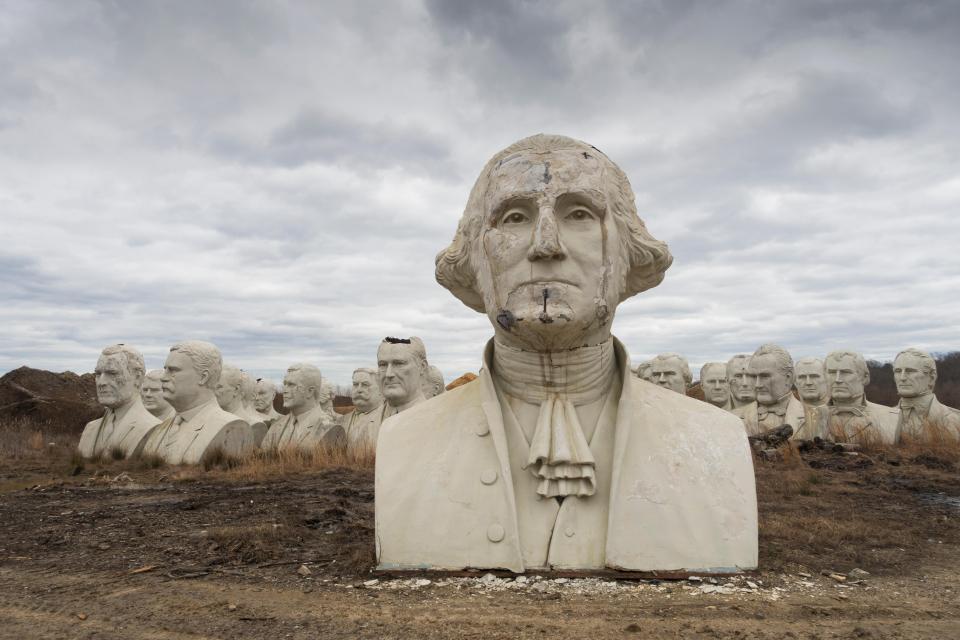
[0,435,958,639]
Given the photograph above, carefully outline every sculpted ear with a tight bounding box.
[435,242,486,313]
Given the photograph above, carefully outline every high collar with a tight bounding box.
[491,338,617,406]
[899,392,934,412]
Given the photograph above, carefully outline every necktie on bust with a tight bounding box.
[493,339,616,499]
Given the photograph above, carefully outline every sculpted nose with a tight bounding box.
[527,209,566,261]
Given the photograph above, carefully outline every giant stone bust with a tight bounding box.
[893,348,960,443]
[376,134,757,574]
[377,337,428,416]
[733,344,804,436]
[700,362,732,410]
[825,350,899,445]
[78,344,159,459]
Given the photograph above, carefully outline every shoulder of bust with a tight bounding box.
[379,380,482,438]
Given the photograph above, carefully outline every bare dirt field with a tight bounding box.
[1,429,959,639]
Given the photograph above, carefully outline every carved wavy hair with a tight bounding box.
[169,340,222,389]
[699,362,727,382]
[753,344,795,382]
[100,344,146,387]
[826,350,869,384]
[895,348,937,379]
[286,363,323,400]
[435,134,673,313]
[652,352,692,384]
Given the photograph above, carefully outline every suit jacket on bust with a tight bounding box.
[77,397,160,459]
[733,396,805,437]
[376,338,758,574]
[140,398,254,465]
[898,396,960,443]
[261,404,345,451]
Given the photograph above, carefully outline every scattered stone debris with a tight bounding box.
[296,564,312,577]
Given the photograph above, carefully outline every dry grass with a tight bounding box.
[212,442,376,480]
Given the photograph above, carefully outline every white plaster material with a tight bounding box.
[700,362,732,410]
[377,134,757,573]
[215,365,269,447]
[342,367,384,449]
[78,344,159,459]
[141,369,175,421]
[139,341,254,465]
[261,363,345,451]
[319,379,339,421]
[726,354,756,410]
[423,365,446,399]
[825,350,900,446]
[793,357,829,441]
[635,360,653,383]
[733,345,804,437]
[254,379,282,425]
[650,353,691,394]
[894,348,960,443]
[378,337,427,414]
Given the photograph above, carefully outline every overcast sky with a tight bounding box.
[1,0,958,387]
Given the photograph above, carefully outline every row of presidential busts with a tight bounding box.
[77,337,446,465]
[635,345,960,446]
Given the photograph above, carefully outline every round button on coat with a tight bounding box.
[564,527,575,538]
[486,524,505,543]
[474,423,490,436]
[480,469,498,485]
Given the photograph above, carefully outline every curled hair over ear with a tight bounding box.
[435,133,673,313]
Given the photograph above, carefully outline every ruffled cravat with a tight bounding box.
[493,339,617,499]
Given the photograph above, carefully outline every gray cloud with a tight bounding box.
[1,0,958,386]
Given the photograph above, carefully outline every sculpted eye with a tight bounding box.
[500,210,529,226]
[565,207,596,222]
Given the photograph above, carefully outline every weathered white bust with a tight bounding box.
[341,367,385,449]
[792,357,829,440]
[649,353,691,394]
[215,365,268,447]
[141,369,175,421]
[254,378,282,424]
[78,344,160,459]
[635,360,653,383]
[894,348,960,443]
[733,344,804,436]
[139,341,254,465]
[726,354,756,410]
[825,350,899,446]
[261,363,345,451]
[319,379,338,420]
[377,337,427,417]
[422,365,446,399]
[700,362,732,410]
[376,134,757,574]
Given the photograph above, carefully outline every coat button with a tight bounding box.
[564,527,575,538]
[474,423,490,436]
[480,470,498,485]
[487,524,505,543]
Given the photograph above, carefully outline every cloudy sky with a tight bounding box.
[1,0,958,387]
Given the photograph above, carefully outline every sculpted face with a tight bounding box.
[161,351,206,412]
[254,381,276,412]
[214,374,241,409]
[728,358,756,403]
[651,357,687,394]
[141,375,171,415]
[825,354,865,403]
[282,370,315,413]
[893,353,935,398]
[701,364,730,406]
[748,354,792,405]
[477,149,623,349]
[352,371,382,413]
[795,361,828,403]
[95,353,136,409]
[378,342,423,406]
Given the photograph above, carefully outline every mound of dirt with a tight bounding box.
[0,366,101,433]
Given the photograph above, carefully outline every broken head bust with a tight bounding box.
[376,134,757,574]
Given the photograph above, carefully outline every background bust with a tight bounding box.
[726,354,756,409]
[377,337,427,414]
[734,344,804,436]
[825,350,899,445]
[377,134,757,574]
[650,353,691,394]
[78,344,158,459]
[141,369,174,420]
[139,340,253,465]
[893,348,960,443]
[700,362,731,409]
